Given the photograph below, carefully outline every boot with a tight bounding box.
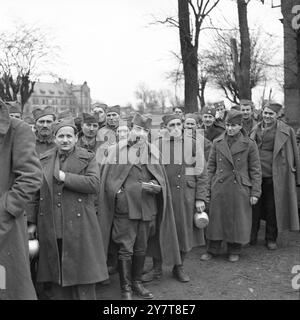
[118,259,132,300]
[132,255,154,299]
[142,257,163,283]
[172,251,190,282]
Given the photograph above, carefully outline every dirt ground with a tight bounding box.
[96,225,300,300]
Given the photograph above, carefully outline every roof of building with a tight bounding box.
[31,80,88,97]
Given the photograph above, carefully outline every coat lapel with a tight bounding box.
[230,134,249,156]
[40,151,56,199]
[64,147,90,174]
[215,134,234,166]
[273,121,290,159]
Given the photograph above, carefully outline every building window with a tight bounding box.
[61,99,66,105]
[32,98,39,104]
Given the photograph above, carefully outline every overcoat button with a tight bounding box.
[78,198,82,202]
[40,197,43,201]
[77,213,81,217]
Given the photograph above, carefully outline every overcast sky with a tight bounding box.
[0,0,284,108]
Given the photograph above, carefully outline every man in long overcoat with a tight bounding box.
[0,98,43,299]
[27,118,108,299]
[143,114,208,283]
[201,110,262,262]
[99,113,181,299]
[250,102,300,249]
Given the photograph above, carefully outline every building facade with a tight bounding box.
[23,78,91,117]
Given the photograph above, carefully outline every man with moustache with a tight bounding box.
[32,106,57,156]
[201,110,262,262]
[250,102,300,249]
[77,113,99,153]
[199,107,225,142]
[99,113,181,300]
[27,118,108,299]
[240,99,257,136]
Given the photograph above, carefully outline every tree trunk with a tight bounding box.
[237,0,251,99]
[178,0,199,113]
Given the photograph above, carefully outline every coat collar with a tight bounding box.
[0,102,11,135]
[214,132,249,165]
[40,146,92,193]
[273,120,290,158]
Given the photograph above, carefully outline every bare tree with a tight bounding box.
[0,23,59,114]
[205,29,280,103]
[178,0,220,113]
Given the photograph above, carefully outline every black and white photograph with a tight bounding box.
[0,0,300,307]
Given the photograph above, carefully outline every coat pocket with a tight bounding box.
[115,190,128,214]
[241,176,252,187]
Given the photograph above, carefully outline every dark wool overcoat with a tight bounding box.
[250,121,300,232]
[156,136,208,252]
[27,146,108,286]
[207,133,262,244]
[0,102,43,299]
[98,139,181,266]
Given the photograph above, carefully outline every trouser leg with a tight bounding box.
[207,240,222,255]
[112,218,138,299]
[227,243,242,255]
[263,178,278,242]
[251,196,262,244]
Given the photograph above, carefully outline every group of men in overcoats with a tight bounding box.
[0,96,299,300]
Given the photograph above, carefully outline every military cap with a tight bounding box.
[162,114,182,126]
[231,104,241,111]
[32,106,56,121]
[53,117,77,135]
[213,101,225,109]
[225,109,244,125]
[263,101,282,114]
[184,113,199,122]
[240,99,254,107]
[132,113,152,130]
[172,106,185,113]
[82,113,99,124]
[201,107,216,117]
[106,105,121,115]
